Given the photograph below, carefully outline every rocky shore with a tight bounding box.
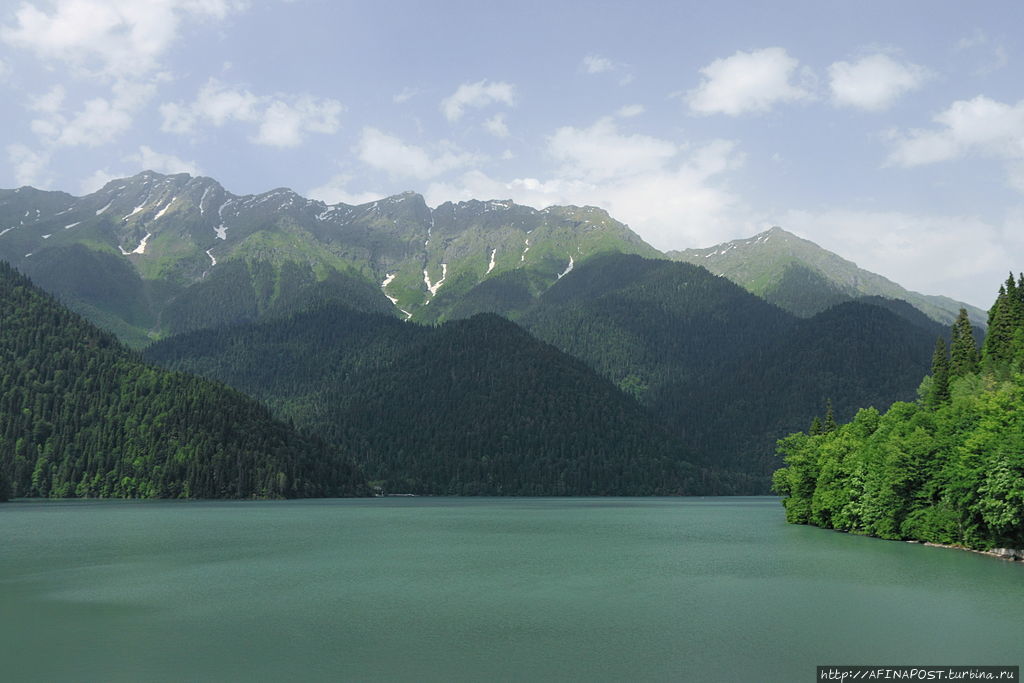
[917,542,1024,562]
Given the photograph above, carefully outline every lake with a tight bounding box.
[1,497,1021,681]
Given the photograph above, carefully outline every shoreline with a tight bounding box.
[913,540,1024,562]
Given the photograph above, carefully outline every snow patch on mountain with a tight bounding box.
[215,199,233,240]
[0,227,16,237]
[521,238,530,262]
[154,198,176,220]
[381,273,400,306]
[119,233,152,255]
[487,248,496,274]
[198,186,212,215]
[95,200,113,215]
[424,263,447,296]
[557,256,575,279]
[206,249,217,266]
[123,203,146,221]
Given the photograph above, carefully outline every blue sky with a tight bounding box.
[1,0,1022,307]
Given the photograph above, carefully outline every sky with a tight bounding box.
[1,1,1023,308]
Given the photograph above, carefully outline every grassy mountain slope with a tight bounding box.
[669,227,986,326]
[0,173,660,342]
[0,260,366,500]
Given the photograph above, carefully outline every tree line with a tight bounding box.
[773,274,1024,550]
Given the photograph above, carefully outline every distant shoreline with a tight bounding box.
[913,540,1024,562]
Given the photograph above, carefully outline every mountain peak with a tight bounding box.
[670,227,986,326]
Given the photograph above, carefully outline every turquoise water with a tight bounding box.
[1,497,1021,681]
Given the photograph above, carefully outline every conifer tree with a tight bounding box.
[983,283,1012,371]
[822,400,837,433]
[928,337,950,406]
[809,416,822,436]
[949,308,979,378]
[983,273,1024,373]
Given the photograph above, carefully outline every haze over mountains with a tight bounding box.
[0,171,988,497]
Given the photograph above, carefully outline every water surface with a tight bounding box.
[1,497,1020,681]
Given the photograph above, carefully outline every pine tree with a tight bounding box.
[983,273,1024,373]
[983,282,1012,371]
[809,416,823,436]
[928,337,950,406]
[949,308,979,378]
[823,400,837,433]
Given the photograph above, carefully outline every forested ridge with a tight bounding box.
[145,304,745,495]
[773,275,1024,551]
[0,261,366,500]
[519,253,944,483]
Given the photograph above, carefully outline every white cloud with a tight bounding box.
[829,54,930,111]
[356,127,479,180]
[307,173,385,206]
[582,54,633,84]
[616,104,645,118]
[582,54,614,74]
[483,113,509,138]
[160,79,342,147]
[440,80,515,122]
[159,101,200,135]
[955,29,1009,75]
[78,168,121,195]
[687,47,812,116]
[0,59,10,81]
[128,145,201,175]
[29,85,66,113]
[77,145,201,193]
[1,0,242,80]
[7,144,52,187]
[547,117,678,182]
[393,86,418,104]
[253,96,343,147]
[423,117,747,249]
[31,80,155,147]
[777,208,1017,308]
[886,96,1024,190]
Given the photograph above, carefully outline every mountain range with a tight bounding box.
[0,172,657,344]
[0,171,979,343]
[0,171,988,497]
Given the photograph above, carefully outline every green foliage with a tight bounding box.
[145,304,745,495]
[925,337,950,407]
[982,274,1024,375]
[519,253,940,487]
[0,260,366,500]
[774,276,1024,551]
[949,308,979,378]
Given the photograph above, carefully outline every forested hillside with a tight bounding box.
[145,305,748,495]
[0,261,366,500]
[518,253,945,481]
[773,277,1023,552]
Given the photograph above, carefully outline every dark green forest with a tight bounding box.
[518,254,945,482]
[0,261,366,500]
[145,304,745,495]
[773,276,1024,550]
